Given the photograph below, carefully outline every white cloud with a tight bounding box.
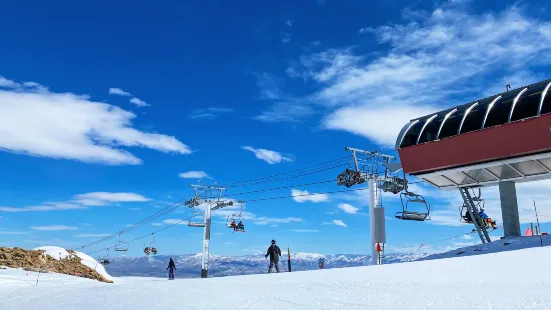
[333,220,347,227]
[109,88,131,96]
[130,97,150,107]
[0,80,191,165]
[163,219,188,225]
[0,202,85,212]
[337,203,360,214]
[0,192,151,212]
[260,4,551,147]
[31,225,78,231]
[242,146,293,164]
[0,76,19,88]
[72,192,151,206]
[152,222,163,226]
[286,20,293,27]
[291,189,329,203]
[179,171,210,179]
[0,231,28,235]
[252,216,303,225]
[288,229,319,233]
[189,107,234,119]
[281,32,292,44]
[74,233,110,238]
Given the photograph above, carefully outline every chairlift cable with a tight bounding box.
[219,156,351,187]
[223,163,350,188]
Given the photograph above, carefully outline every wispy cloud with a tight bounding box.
[31,225,78,231]
[0,231,28,235]
[0,191,151,212]
[252,216,303,225]
[109,88,150,107]
[324,220,347,227]
[189,107,234,120]
[72,192,151,206]
[130,97,150,107]
[179,171,210,179]
[74,233,110,238]
[162,219,188,225]
[260,3,551,147]
[128,207,141,211]
[337,203,360,214]
[291,189,329,203]
[242,146,293,164]
[288,229,319,233]
[109,88,131,96]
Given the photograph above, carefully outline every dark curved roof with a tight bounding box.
[395,78,551,149]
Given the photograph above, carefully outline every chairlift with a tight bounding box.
[114,233,129,252]
[144,233,157,255]
[459,188,484,224]
[395,191,431,221]
[98,249,111,265]
[226,202,245,232]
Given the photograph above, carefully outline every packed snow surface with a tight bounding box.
[3,242,551,309]
[33,246,113,281]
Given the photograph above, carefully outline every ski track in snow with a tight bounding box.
[2,241,551,310]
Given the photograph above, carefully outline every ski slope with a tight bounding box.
[2,242,551,309]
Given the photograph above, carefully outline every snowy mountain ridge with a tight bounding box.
[104,251,430,278]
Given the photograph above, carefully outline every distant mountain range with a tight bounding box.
[104,252,429,278]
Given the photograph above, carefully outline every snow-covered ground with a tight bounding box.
[3,239,551,309]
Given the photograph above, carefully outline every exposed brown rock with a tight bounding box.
[0,247,112,283]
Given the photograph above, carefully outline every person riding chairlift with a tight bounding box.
[144,247,151,255]
[230,220,237,232]
[478,208,497,230]
[237,220,245,232]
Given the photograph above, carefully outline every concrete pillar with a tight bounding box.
[498,181,521,237]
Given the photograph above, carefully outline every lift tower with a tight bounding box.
[185,184,234,278]
[336,147,411,265]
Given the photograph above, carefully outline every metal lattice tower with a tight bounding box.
[185,184,234,278]
[336,147,407,265]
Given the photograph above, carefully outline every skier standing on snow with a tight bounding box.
[265,239,282,273]
[166,257,176,280]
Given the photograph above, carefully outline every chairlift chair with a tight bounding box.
[395,191,431,221]
[226,202,245,232]
[114,233,129,252]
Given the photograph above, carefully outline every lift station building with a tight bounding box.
[395,78,551,237]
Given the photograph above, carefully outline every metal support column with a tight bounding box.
[499,181,521,237]
[369,179,383,265]
[200,204,212,278]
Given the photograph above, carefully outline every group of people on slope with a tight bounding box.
[163,239,282,280]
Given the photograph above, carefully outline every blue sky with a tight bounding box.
[1,0,551,258]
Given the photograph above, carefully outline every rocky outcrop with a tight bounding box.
[0,247,112,283]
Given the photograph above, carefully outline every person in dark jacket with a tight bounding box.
[265,239,282,273]
[166,257,176,280]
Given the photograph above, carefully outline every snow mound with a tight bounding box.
[74,251,113,282]
[420,235,551,261]
[33,246,113,282]
[33,246,71,260]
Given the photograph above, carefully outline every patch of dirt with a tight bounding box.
[0,247,112,283]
